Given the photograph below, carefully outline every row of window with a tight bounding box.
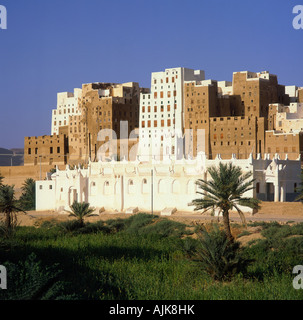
[142,119,175,128]
[268,147,297,153]
[53,108,77,115]
[28,139,61,145]
[142,113,174,120]
[153,75,178,85]
[142,105,177,113]
[213,141,252,146]
[28,147,61,155]
[153,91,177,99]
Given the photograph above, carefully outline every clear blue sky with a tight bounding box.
[0,0,302,148]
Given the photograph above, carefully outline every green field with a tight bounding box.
[1,214,303,300]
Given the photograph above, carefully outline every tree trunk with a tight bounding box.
[222,209,234,243]
[5,211,11,230]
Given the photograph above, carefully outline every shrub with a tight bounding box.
[0,253,76,300]
[73,221,111,235]
[105,218,128,233]
[58,220,83,233]
[138,219,190,238]
[193,224,251,281]
[123,213,157,234]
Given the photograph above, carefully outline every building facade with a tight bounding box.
[35,153,301,213]
[25,67,303,169]
[138,67,205,161]
[51,89,82,135]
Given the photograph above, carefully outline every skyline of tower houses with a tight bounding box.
[24,67,303,166]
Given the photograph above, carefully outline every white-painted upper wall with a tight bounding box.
[138,67,205,159]
[51,88,82,135]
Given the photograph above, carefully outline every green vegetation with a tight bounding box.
[18,178,36,211]
[190,163,261,242]
[193,224,251,281]
[0,172,3,186]
[65,201,97,227]
[0,184,24,235]
[0,213,303,300]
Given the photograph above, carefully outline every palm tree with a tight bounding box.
[19,178,36,211]
[189,162,260,242]
[66,201,97,227]
[0,185,24,231]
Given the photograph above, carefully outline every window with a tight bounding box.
[50,147,53,154]
[57,147,60,153]
[28,148,31,155]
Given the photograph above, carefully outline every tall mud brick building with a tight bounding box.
[24,68,303,167]
[184,70,302,160]
[24,82,149,166]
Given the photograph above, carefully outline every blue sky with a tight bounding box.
[0,0,302,148]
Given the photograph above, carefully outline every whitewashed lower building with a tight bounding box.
[35,153,301,215]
